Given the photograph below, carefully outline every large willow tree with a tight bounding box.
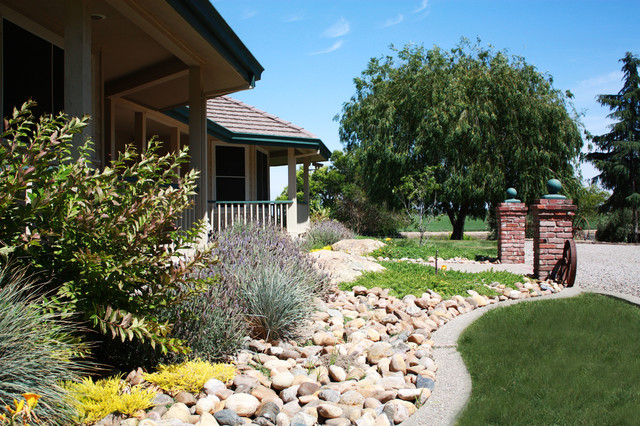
[338,39,583,239]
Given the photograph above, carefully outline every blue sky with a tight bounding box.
[212,0,640,198]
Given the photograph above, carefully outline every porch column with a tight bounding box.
[300,159,311,230]
[303,160,310,204]
[287,148,298,235]
[64,0,93,156]
[134,111,147,151]
[189,66,208,227]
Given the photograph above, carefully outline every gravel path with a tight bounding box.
[404,241,640,426]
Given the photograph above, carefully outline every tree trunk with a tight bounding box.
[633,204,639,244]
[447,205,468,240]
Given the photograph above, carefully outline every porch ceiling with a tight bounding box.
[1,0,263,110]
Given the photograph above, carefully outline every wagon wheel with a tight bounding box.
[549,240,577,287]
[573,215,590,241]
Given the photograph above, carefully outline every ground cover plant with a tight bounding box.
[457,293,640,425]
[340,261,521,299]
[371,238,497,261]
[143,359,235,394]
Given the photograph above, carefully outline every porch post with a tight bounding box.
[134,111,147,151]
[287,148,297,235]
[64,0,93,157]
[303,160,310,204]
[189,66,208,228]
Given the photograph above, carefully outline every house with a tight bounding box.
[0,0,328,235]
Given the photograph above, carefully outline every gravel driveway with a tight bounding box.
[525,240,640,297]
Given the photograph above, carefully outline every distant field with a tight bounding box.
[402,216,489,232]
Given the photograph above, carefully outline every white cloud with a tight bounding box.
[241,8,258,19]
[323,17,350,38]
[283,12,304,23]
[309,40,344,55]
[572,71,622,108]
[414,0,429,13]
[381,14,404,28]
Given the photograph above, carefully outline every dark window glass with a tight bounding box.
[216,177,245,201]
[3,20,64,117]
[216,146,245,177]
[256,150,268,200]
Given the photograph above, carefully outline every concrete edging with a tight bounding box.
[400,286,640,426]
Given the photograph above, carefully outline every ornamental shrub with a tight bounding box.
[63,376,156,424]
[0,267,91,425]
[211,223,330,341]
[303,219,355,250]
[0,102,212,358]
[143,359,236,393]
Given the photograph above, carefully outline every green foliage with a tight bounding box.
[586,52,640,243]
[338,39,583,239]
[63,376,156,424]
[165,282,247,363]
[572,183,610,223]
[143,359,236,393]
[371,238,497,261]
[0,268,91,425]
[393,167,440,246]
[303,219,355,250]
[0,102,213,357]
[340,261,519,299]
[596,208,634,242]
[457,294,640,425]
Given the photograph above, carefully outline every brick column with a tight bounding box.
[496,202,527,264]
[531,199,576,279]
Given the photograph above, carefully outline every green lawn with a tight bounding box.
[340,261,522,299]
[371,238,498,261]
[401,215,489,232]
[457,293,640,425]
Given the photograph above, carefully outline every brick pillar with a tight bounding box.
[531,199,576,279]
[496,202,527,264]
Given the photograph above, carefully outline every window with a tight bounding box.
[216,146,245,201]
[256,150,268,200]
[2,20,64,117]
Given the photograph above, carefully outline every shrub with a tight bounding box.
[165,280,247,362]
[63,377,156,424]
[212,223,330,341]
[303,219,355,250]
[143,359,236,393]
[333,185,405,236]
[596,208,633,242]
[0,102,213,356]
[0,268,91,425]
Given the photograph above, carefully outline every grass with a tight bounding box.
[456,293,640,425]
[371,238,497,261]
[340,261,522,299]
[401,215,489,232]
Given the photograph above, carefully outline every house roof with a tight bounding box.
[206,96,317,139]
[167,96,331,165]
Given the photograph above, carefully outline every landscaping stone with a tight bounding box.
[213,409,244,426]
[224,393,260,417]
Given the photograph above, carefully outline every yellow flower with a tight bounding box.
[22,393,41,409]
[385,237,392,241]
[441,265,447,271]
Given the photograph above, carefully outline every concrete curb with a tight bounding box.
[400,286,640,426]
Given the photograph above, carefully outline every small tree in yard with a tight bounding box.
[393,166,440,246]
[0,102,212,356]
[586,52,640,243]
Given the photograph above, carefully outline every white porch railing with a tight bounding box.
[208,200,293,234]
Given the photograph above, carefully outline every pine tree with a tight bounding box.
[587,52,640,243]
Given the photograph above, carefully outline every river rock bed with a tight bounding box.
[102,278,563,426]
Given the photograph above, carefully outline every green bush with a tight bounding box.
[596,208,633,242]
[303,219,355,250]
[0,102,212,357]
[213,223,329,341]
[0,268,91,425]
[333,185,405,236]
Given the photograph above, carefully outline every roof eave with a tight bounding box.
[165,0,264,86]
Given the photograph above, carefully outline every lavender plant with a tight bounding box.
[303,219,355,250]
[210,223,330,341]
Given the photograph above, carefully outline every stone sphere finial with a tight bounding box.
[505,187,520,203]
[543,178,566,199]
